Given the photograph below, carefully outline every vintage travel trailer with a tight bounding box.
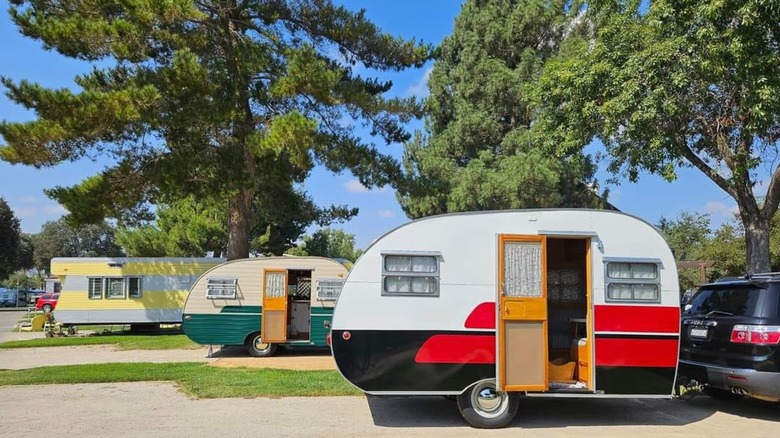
[51,257,224,328]
[182,256,350,356]
[331,209,681,428]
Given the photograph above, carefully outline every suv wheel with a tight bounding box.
[703,386,744,400]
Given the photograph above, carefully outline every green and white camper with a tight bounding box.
[182,256,350,356]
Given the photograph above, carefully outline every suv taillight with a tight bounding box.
[730,325,780,345]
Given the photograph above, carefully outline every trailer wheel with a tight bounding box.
[457,380,519,429]
[247,333,277,357]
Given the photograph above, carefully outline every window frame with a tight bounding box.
[604,259,662,303]
[104,277,126,300]
[127,277,143,299]
[316,278,345,301]
[88,277,104,300]
[206,277,238,300]
[381,251,441,297]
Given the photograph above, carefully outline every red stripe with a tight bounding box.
[464,302,495,329]
[415,334,495,364]
[594,305,680,333]
[595,338,679,367]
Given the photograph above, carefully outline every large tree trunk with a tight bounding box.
[743,216,771,275]
[226,188,253,260]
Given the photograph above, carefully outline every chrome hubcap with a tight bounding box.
[471,382,505,415]
[254,338,269,351]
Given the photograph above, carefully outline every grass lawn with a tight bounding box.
[0,363,361,398]
[0,334,200,350]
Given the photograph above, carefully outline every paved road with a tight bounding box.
[2,382,779,437]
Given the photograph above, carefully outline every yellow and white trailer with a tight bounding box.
[50,257,224,329]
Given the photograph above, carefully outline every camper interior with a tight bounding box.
[286,269,312,341]
[546,237,591,391]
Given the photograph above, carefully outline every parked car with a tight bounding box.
[678,274,780,402]
[35,293,60,313]
[0,289,16,307]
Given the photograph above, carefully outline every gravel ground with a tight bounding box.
[2,382,779,438]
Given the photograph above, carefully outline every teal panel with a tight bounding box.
[310,308,334,347]
[219,305,262,314]
[183,312,260,346]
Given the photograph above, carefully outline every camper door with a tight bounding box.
[262,270,288,343]
[498,235,549,392]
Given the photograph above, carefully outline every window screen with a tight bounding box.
[88,277,103,300]
[105,278,125,299]
[382,254,440,297]
[206,278,238,299]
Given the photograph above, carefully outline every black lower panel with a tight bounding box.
[331,329,494,392]
[595,366,676,394]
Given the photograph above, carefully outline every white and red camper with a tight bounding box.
[331,209,681,428]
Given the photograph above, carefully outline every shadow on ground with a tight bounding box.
[366,392,779,429]
[205,344,331,358]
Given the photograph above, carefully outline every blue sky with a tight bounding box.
[0,0,739,249]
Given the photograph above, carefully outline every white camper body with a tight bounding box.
[331,209,681,428]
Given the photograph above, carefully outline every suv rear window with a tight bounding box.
[685,286,763,317]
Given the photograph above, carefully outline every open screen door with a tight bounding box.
[262,270,288,343]
[498,235,548,392]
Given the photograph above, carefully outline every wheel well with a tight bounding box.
[244,331,261,345]
[460,378,497,396]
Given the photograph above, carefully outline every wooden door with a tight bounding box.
[262,270,288,343]
[498,235,548,392]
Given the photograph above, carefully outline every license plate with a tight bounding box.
[690,328,708,338]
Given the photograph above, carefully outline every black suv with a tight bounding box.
[678,274,780,402]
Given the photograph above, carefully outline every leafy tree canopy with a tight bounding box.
[286,227,363,261]
[32,218,124,273]
[536,0,780,273]
[398,0,608,218]
[1,0,432,259]
[0,197,22,280]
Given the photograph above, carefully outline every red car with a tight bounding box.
[35,293,59,313]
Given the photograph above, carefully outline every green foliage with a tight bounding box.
[0,363,360,398]
[1,0,432,260]
[398,0,607,218]
[286,228,363,261]
[536,0,780,272]
[117,197,228,257]
[32,218,123,273]
[0,270,39,289]
[0,197,22,280]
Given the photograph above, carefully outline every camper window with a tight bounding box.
[88,277,103,300]
[382,254,440,297]
[206,278,238,299]
[105,278,126,299]
[605,261,660,302]
[128,277,143,298]
[317,279,344,301]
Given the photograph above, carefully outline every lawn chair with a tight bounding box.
[18,314,46,340]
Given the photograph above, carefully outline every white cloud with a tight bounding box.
[343,179,370,193]
[703,201,738,216]
[377,209,396,218]
[13,206,38,219]
[43,205,68,215]
[405,66,433,98]
[20,195,38,204]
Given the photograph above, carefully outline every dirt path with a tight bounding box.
[0,343,336,370]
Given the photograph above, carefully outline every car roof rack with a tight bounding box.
[748,272,780,279]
